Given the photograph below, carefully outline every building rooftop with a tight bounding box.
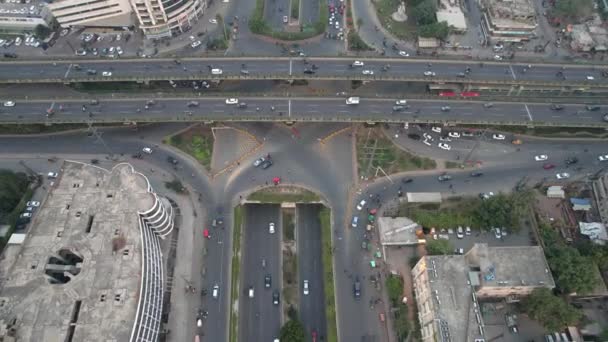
[0,161,158,342]
[419,255,483,342]
[437,0,467,31]
[0,0,44,18]
[466,244,555,289]
[485,0,535,18]
[377,217,422,245]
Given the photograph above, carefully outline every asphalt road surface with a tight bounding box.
[239,204,282,342]
[297,204,327,340]
[2,97,606,127]
[1,58,607,85]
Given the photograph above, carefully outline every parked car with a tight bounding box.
[534,155,548,161]
[272,290,280,305]
[457,226,464,239]
[269,222,275,234]
[556,172,570,179]
[303,280,309,295]
[356,199,366,211]
[26,201,40,207]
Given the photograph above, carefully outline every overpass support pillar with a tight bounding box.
[507,85,516,96]
[516,85,524,96]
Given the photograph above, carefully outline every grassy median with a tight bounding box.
[247,187,320,203]
[165,124,214,171]
[319,207,338,342]
[229,205,244,342]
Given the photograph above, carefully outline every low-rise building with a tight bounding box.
[47,0,133,28]
[0,161,174,342]
[569,21,608,52]
[0,1,50,34]
[131,0,205,39]
[480,0,538,44]
[411,243,555,342]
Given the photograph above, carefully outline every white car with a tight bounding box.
[431,127,441,133]
[599,154,608,161]
[142,147,153,154]
[534,155,548,161]
[303,280,309,295]
[395,100,407,105]
[20,212,32,218]
[3,101,15,107]
[465,226,471,235]
[269,222,275,234]
[423,71,436,76]
[438,143,451,151]
[492,134,506,140]
[248,286,254,298]
[586,75,595,80]
[225,98,239,105]
[191,40,202,48]
[116,46,123,55]
[212,284,219,298]
[556,172,570,179]
[102,71,112,77]
[448,132,460,138]
[494,227,501,239]
[422,133,433,141]
[47,172,58,178]
[356,199,366,211]
[352,61,364,67]
[362,70,374,75]
[209,18,218,24]
[283,15,288,23]
[494,55,503,61]
[398,51,409,57]
[457,226,464,239]
[211,68,223,75]
[26,201,40,207]
[253,157,265,166]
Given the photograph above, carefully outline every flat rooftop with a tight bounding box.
[422,255,483,342]
[0,161,156,342]
[0,0,44,18]
[468,244,555,288]
[378,217,422,245]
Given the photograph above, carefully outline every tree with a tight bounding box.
[164,179,187,193]
[418,21,450,40]
[474,193,512,230]
[522,288,582,331]
[574,240,608,271]
[412,0,437,26]
[426,239,453,255]
[34,24,52,40]
[0,170,30,214]
[279,319,305,342]
[546,246,598,294]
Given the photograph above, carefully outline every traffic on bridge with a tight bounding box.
[1,97,606,127]
[1,58,608,87]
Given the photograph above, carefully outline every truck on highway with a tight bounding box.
[346,97,360,105]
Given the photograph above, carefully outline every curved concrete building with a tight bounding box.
[0,161,174,342]
[131,0,205,38]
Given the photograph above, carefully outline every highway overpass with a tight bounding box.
[1,97,607,127]
[1,57,608,89]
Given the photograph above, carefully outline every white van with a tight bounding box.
[211,68,223,75]
[346,97,360,105]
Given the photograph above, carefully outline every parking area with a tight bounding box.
[324,0,345,41]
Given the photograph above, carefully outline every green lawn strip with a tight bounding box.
[348,31,373,51]
[283,211,295,240]
[445,161,464,169]
[399,198,481,228]
[282,249,298,309]
[0,123,110,134]
[319,208,338,342]
[167,132,213,171]
[248,188,320,203]
[457,124,608,139]
[291,0,300,19]
[229,205,244,342]
[250,0,326,40]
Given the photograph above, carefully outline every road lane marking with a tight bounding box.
[551,115,561,118]
[524,104,533,121]
[580,116,592,119]
[288,99,291,117]
[289,59,292,76]
[338,110,349,113]
[307,110,320,113]
[508,65,517,80]
[64,64,73,78]
[213,110,225,113]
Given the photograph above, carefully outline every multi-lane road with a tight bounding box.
[1,97,606,127]
[1,58,607,86]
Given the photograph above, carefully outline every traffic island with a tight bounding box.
[164,124,214,171]
[229,205,244,342]
[249,0,328,41]
[356,127,436,179]
[319,207,338,342]
[247,186,321,203]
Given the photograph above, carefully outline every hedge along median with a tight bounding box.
[249,0,328,41]
[229,205,244,342]
[319,207,338,342]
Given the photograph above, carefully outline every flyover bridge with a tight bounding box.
[1,96,607,128]
[1,57,608,90]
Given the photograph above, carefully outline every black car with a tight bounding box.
[565,157,578,165]
[264,275,271,288]
[470,172,483,177]
[392,105,406,112]
[272,290,280,305]
[167,156,178,165]
[261,159,273,169]
[3,53,17,58]
[407,134,421,141]
[353,277,361,298]
[86,69,97,75]
[303,69,315,74]
[586,105,601,111]
[550,104,564,111]
[401,178,414,184]
[238,103,248,109]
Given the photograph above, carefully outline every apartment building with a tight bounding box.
[47,0,133,28]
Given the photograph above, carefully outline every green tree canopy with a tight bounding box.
[546,246,598,294]
[279,319,305,342]
[426,239,453,255]
[553,0,593,20]
[0,170,30,214]
[386,275,404,306]
[412,0,437,25]
[474,193,512,229]
[418,22,449,40]
[522,288,582,331]
[34,24,52,40]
